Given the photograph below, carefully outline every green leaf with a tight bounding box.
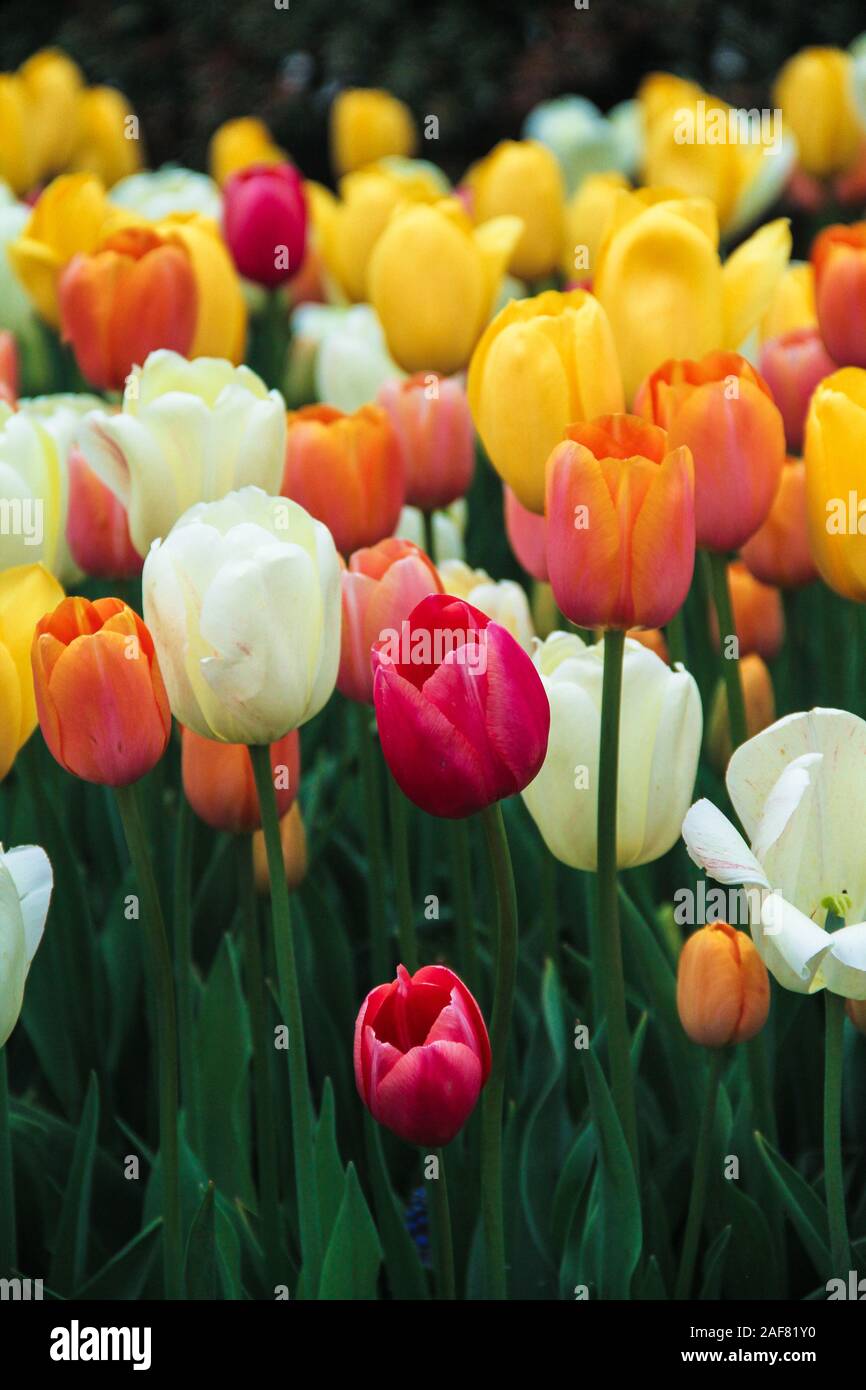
[49,1072,100,1296]
[185,1181,218,1300]
[363,1116,429,1301]
[754,1131,831,1278]
[195,936,254,1206]
[319,1163,383,1300]
[579,1044,642,1298]
[79,1220,162,1300]
[699,1225,732,1300]
[519,960,569,1265]
[636,1253,667,1299]
[315,1080,346,1250]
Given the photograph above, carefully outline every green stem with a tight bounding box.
[261,289,289,390]
[236,835,282,1287]
[249,743,322,1298]
[824,991,852,1279]
[479,802,519,1300]
[448,818,479,999]
[115,782,182,1300]
[0,1049,16,1277]
[387,773,418,972]
[541,848,560,971]
[666,606,688,669]
[431,1147,456,1300]
[422,509,436,562]
[706,550,748,751]
[173,796,200,1152]
[354,703,389,981]
[674,1047,725,1300]
[596,627,639,1173]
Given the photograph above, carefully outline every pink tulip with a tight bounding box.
[223,162,308,288]
[504,484,547,581]
[759,327,836,453]
[339,537,442,704]
[377,372,475,512]
[66,447,143,578]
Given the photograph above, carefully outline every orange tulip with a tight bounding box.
[181,726,300,835]
[710,560,785,661]
[740,458,817,590]
[677,921,770,1047]
[338,537,442,703]
[544,413,695,629]
[58,224,198,391]
[634,351,785,552]
[707,652,776,772]
[32,596,171,786]
[253,801,307,894]
[627,627,669,662]
[281,403,405,555]
[811,222,866,368]
[66,448,142,579]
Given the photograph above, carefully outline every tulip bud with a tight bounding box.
[759,328,837,452]
[339,537,441,704]
[209,117,285,188]
[330,88,417,178]
[707,653,776,773]
[846,998,866,1035]
[677,921,770,1047]
[804,366,866,601]
[740,458,817,591]
[354,963,491,1145]
[710,560,784,662]
[182,727,299,834]
[759,260,818,342]
[253,801,307,895]
[68,86,142,186]
[504,485,547,581]
[628,627,669,661]
[0,843,52,1047]
[32,596,171,786]
[0,563,65,780]
[811,223,866,368]
[377,373,475,513]
[223,162,308,289]
[466,139,566,280]
[7,172,110,327]
[66,448,142,580]
[773,47,862,178]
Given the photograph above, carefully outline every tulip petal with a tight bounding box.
[372,1040,483,1146]
[817,922,866,1001]
[4,844,52,967]
[681,797,770,888]
[753,889,833,995]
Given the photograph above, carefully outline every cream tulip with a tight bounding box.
[0,401,64,575]
[438,559,534,651]
[0,843,52,1046]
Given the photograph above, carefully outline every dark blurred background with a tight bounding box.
[3,0,866,183]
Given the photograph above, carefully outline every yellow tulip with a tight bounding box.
[560,170,629,280]
[19,48,84,178]
[466,139,565,280]
[7,173,111,326]
[773,47,863,177]
[0,74,38,196]
[368,197,522,374]
[593,190,791,401]
[804,367,866,601]
[0,563,64,779]
[156,213,248,363]
[68,86,143,187]
[760,260,817,341]
[208,116,285,187]
[330,88,416,177]
[467,288,624,512]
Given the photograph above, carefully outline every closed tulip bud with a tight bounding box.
[559,170,629,281]
[804,367,866,600]
[330,88,416,178]
[282,403,404,555]
[223,163,307,289]
[339,537,441,704]
[707,653,776,773]
[740,458,817,590]
[368,198,522,375]
[109,166,223,223]
[546,414,695,629]
[468,289,624,513]
[0,74,39,195]
[846,997,866,1035]
[377,373,474,513]
[32,596,170,785]
[7,173,111,327]
[0,843,52,1047]
[68,86,142,187]
[811,223,866,368]
[372,593,549,818]
[314,304,405,416]
[635,351,785,553]
[209,117,285,188]
[182,726,299,834]
[760,261,817,342]
[66,448,142,580]
[677,921,770,1047]
[773,47,862,178]
[466,139,565,280]
[438,559,535,651]
[522,632,701,870]
[143,486,340,745]
[0,330,18,404]
[504,485,548,581]
[711,561,784,661]
[20,49,84,179]
[253,801,307,895]
[154,213,247,363]
[0,564,64,779]
[354,962,491,1145]
[759,327,837,452]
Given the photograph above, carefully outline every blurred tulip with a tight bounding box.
[68,86,142,186]
[143,487,340,744]
[330,88,416,178]
[182,726,299,834]
[371,593,549,818]
[0,563,64,779]
[0,843,52,1047]
[155,213,247,363]
[759,260,817,341]
[223,163,307,288]
[110,166,223,222]
[209,117,285,188]
[315,304,405,414]
[804,367,866,600]
[758,327,836,451]
[468,288,624,513]
[773,47,862,178]
[19,49,84,179]
[377,372,475,512]
[677,922,770,1047]
[846,998,866,1034]
[628,627,668,661]
[560,170,629,281]
[66,448,142,579]
[504,485,547,581]
[438,559,534,651]
[522,632,701,869]
[0,331,18,404]
[711,561,784,661]
[355,962,490,1145]
[282,403,404,555]
[740,458,817,590]
[466,139,565,280]
[14,391,102,583]
[0,74,39,195]
[253,801,307,894]
[32,595,170,785]
[80,351,285,556]
[811,223,866,368]
[394,499,467,565]
[635,351,785,552]
[0,188,38,338]
[524,96,641,197]
[707,653,776,773]
[546,414,695,629]
[368,197,522,374]
[0,399,66,575]
[339,537,441,704]
[7,173,111,327]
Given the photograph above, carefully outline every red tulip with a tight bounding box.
[371,593,549,818]
[66,447,143,579]
[339,537,442,704]
[504,484,547,581]
[811,222,866,368]
[759,327,836,453]
[354,963,491,1145]
[0,331,18,405]
[377,372,475,512]
[223,162,308,288]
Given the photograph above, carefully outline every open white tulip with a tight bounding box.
[0,843,52,1046]
[522,632,702,870]
[682,708,866,998]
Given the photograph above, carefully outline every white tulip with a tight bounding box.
[0,843,52,1047]
[315,304,405,412]
[109,166,223,223]
[522,632,702,871]
[438,559,535,651]
[394,500,466,564]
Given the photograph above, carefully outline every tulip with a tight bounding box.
[253,801,307,894]
[0,843,52,1047]
[758,327,837,451]
[223,163,307,289]
[58,223,198,391]
[811,223,866,368]
[676,922,770,1048]
[804,367,866,601]
[465,139,565,280]
[0,399,65,576]
[339,537,441,704]
[330,88,416,178]
[66,448,142,580]
[0,563,64,779]
[523,96,640,198]
[740,458,817,590]
[394,499,467,565]
[182,726,299,834]
[438,559,534,651]
[79,351,286,556]
[0,331,17,404]
[32,595,170,786]
[354,962,491,1145]
[707,653,776,773]
[155,213,247,363]
[68,86,142,187]
[282,403,404,555]
[0,74,39,195]
[711,561,784,662]
[19,48,84,179]
[773,47,862,178]
[7,173,111,327]
[314,305,405,414]
[209,116,285,188]
[522,631,701,870]
[846,998,866,1035]
[468,288,624,513]
[377,373,475,513]
[635,351,785,553]
[545,413,695,630]
[12,391,103,583]
[559,170,629,281]
[110,166,223,222]
[371,592,549,818]
[143,486,340,745]
[504,485,547,582]
[759,260,817,341]
[0,189,37,338]
[368,198,522,375]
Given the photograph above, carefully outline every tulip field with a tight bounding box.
[4,14,866,1343]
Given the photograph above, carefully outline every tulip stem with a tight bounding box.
[422,509,436,562]
[706,550,748,751]
[666,607,688,669]
[430,1148,456,1299]
[236,834,282,1289]
[173,795,201,1152]
[250,743,323,1298]
[596,627,639,1175]
[354,704,390,981]
[480,801,519,1300]
[824,990,852,1279]
[674,1046,725,1300]
[387,774,418,972]
[0,1049,16,1278]
[115,782,183,1301]
[448,819,479,1000]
